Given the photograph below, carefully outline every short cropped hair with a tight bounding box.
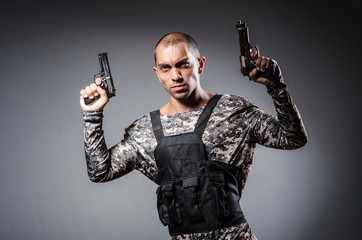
[154,32,200,64]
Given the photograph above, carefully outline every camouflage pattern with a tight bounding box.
[171,223,257,240]
[82,80,307,239]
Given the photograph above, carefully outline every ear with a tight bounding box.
[198,57,206,74]
[153,66,161,82]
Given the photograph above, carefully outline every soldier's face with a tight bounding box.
[153,42,204,100]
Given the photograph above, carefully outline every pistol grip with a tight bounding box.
[245,59,277,80]
[84,95,101,105]
[84,79,105,105]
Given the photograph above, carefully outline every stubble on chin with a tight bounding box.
[171,88,194,101]
[170,92,188,101]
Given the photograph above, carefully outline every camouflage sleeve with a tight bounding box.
[249,79,308,149]
[172,222,257,240]
[82,110,138,182]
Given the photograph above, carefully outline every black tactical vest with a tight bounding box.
[150,95,246,235]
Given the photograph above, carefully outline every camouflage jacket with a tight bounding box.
[82,81,307,239]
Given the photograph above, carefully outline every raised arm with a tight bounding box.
[247,53,308,149]
[250,81,308,149]
[83,110,138,182]
[80,77,139,182]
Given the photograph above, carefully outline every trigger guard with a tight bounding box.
[93,72,102,81]
[253,45,260,59]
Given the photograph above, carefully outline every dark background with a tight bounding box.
[1,0,361,239]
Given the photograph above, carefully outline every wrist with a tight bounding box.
[265,77,287,94]
[82,109,104,123]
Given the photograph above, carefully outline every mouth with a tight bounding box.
[171,84,187,92]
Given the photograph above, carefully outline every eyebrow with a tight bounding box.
[158,63,171,69]
[157,58,190,68]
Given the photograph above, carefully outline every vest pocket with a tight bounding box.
[182,176,203,222]
[210,172,230,218]
[156,182,181,226]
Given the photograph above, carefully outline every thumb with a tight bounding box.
[97,86,108,98]
[249,68,258,80]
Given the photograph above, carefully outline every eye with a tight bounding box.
[181,62,191,68]
[159,65,171,72]
[177,61,191,69]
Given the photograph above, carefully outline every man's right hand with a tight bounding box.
[80,78,109,111]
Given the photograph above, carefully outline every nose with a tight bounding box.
[170,67,182,81]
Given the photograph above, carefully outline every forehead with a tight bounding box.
[155,42,193,64]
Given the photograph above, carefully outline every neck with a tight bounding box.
[161,88,215,115]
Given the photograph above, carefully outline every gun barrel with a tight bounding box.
[235,21,251,58]
[98,52,116,98]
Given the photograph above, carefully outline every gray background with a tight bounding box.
[1,0,361,239]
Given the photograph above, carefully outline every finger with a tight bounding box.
[90,83,99,96]
[95,78,102,86]
[80,89,88,98]
[265,59,271,69]
[255,56,262,71]
[85,86,94,99]
[249,68,258,80]
[260,57,269,72]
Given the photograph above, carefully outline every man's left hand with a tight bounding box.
[249,51,282,85]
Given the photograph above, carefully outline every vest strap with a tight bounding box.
[150,110,163,144]
[150,94,222,143]
[194,94,222,138]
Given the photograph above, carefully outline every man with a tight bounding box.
[80,32,307,239]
